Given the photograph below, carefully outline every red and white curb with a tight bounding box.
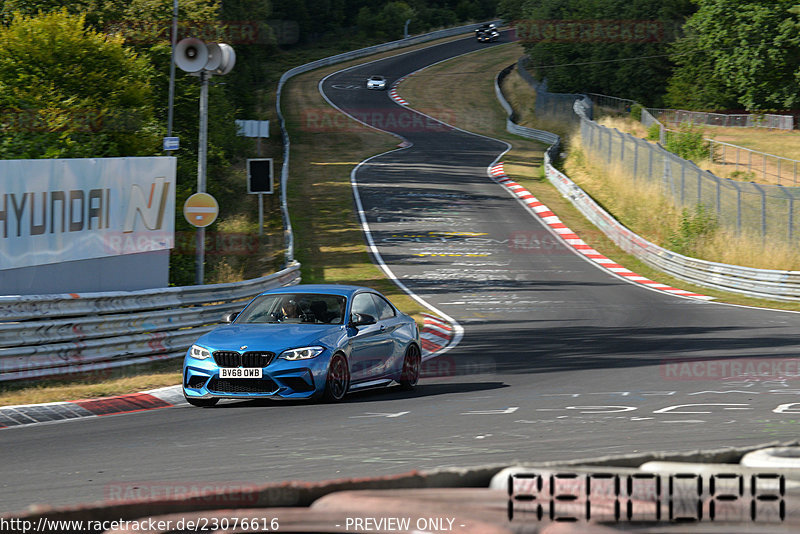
[419,313,454,358]
[489,162,713,300]
[389,76,410,106]
[0,385,184,430]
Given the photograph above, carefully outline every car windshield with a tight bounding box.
[235,293,346,324]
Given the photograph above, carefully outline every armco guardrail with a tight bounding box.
[276,21,501,263]
[0,263,300,381]
[496,64,560,150]
[498,60,800,302]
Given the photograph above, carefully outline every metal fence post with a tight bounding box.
[751,182,767,239]
[777,185,794,242]
[680,162,686,205]
[736,146,740,173]
[697,169,702,206]
[733,182,742,234]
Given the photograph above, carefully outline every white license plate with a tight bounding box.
[219,368,262,379]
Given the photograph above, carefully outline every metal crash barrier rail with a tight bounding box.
[0,263,300,382]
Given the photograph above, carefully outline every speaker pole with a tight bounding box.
[195,70,210,285]
[257,137,263,236]
[167,0,178,140]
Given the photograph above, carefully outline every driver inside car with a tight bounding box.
[280,298,300,319]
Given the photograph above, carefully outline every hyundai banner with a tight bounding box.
[0,157,176,270]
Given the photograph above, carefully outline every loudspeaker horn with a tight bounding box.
[175,38,208,73]
[214,43,236,75]
[204,43,223,71]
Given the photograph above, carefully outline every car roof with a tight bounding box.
[369,75,385,79]
[257,284,375,298]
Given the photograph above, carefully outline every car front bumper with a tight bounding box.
[183,350,333,400]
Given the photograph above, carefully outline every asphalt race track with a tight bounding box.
[4,34,800,514]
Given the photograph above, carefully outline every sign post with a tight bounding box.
[175,38,236,284]
[247,158,274,236]
[183,192,219,229]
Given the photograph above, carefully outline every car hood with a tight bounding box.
[195,323,345,353]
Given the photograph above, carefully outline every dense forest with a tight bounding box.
[500,0,800,111]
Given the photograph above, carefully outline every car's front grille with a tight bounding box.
[207,378,280,394]
[213,351,275,368]
[186,375,208,389]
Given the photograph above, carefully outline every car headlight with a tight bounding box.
[189,344,212,360]
[279,346,325,361]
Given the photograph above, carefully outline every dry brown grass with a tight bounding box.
[564,139,684,245]
[597,116,649,139]
[500,69,574,139]
[693,125,800,161]
[600,114,800,186]
[0,366,182,407]
[700,143,800,186]
[565,136,800,270]
[694,229,800,271]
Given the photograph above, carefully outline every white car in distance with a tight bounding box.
[366,75,387,90]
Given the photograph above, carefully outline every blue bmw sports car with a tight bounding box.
[183,285,421,406]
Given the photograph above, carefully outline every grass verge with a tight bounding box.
[594,111,800,186]
[0,362,182,407]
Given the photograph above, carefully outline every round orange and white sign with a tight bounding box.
[183,192,219,228]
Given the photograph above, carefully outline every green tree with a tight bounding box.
[519,0,695,106]
[497,0,526,21]
[378,1,415,40]
[664,26,739,110]
[666,0,800,111]
[0,10,158,159]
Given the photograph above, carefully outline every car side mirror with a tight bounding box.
[223,312,239,324]
[350,313,376,327]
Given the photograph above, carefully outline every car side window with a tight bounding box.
[371,294,396,320]
[351,293,378,320]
